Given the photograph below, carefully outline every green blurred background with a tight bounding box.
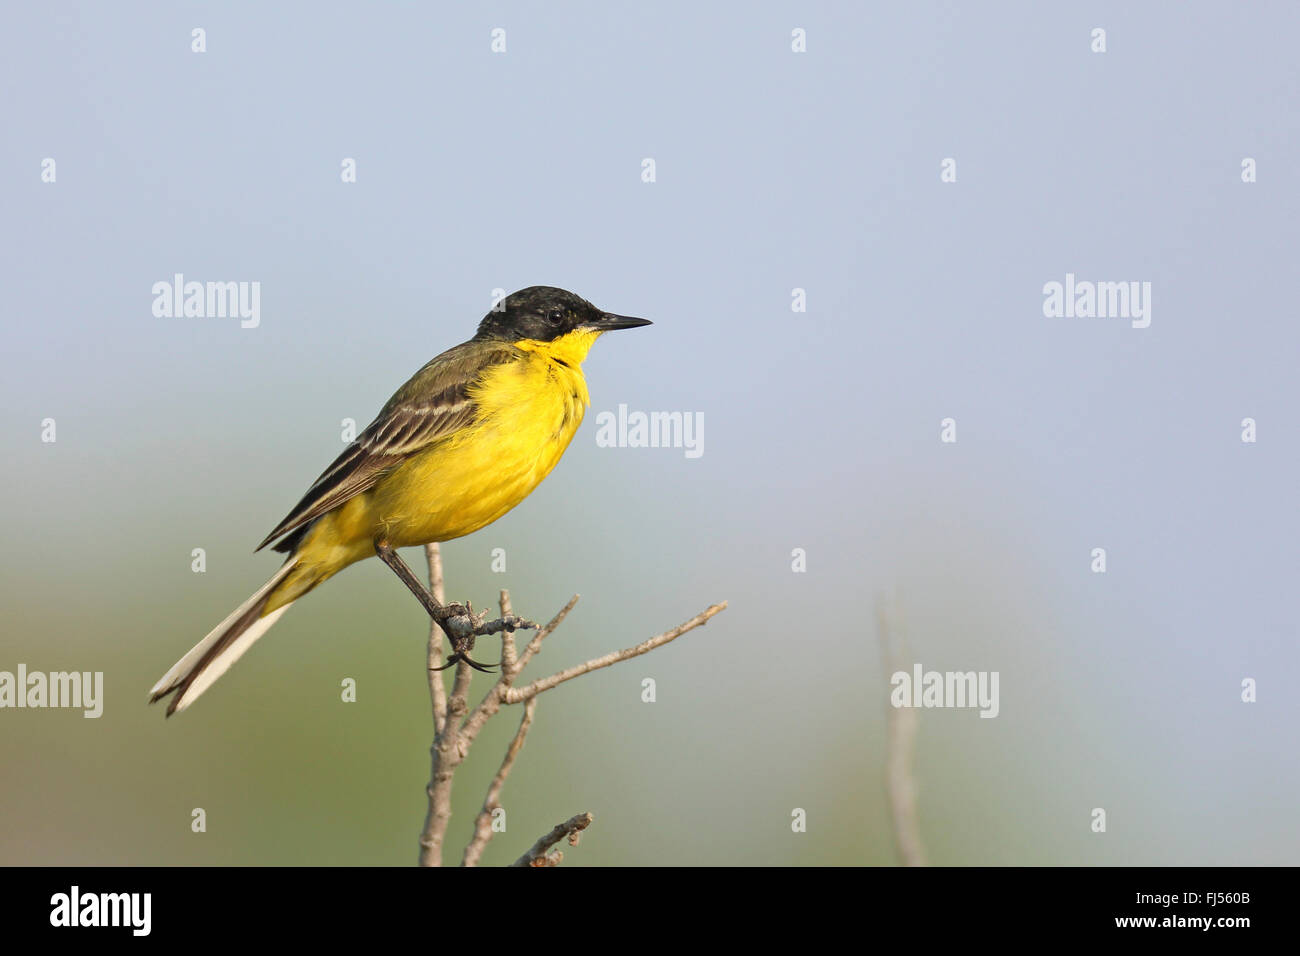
[2,2,1297,865]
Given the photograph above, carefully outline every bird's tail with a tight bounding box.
[149,560,304,716]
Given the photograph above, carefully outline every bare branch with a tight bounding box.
[461,696,537,867]
[513,594,581,673]
[417,545,476,867]
[510,812,594,867]
[459,591,531,867]
[504,602,728,704]
[412,545,726,866]
[417,544,452,866]
[878,593,927,867]
[458,595,581,749]
[498,589,519,674]
[425,543,448,736]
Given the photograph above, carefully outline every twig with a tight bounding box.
[419,635,474,867]
[509,812,594,867]
[503,603,727,704]
[461,697,537,867]
[878,593,927,866]
[458,590,536,867]
[513,594,581,674]
[415,546,727,866]
[417,543,456,866]
[497,589,519,675]
[416,541,482,867]
[417,555,534,866]
[425,544,448,736]
[459,595,580,748]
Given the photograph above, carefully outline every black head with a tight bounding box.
[474,286,651,343]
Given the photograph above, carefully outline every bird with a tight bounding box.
[149,286,651,716]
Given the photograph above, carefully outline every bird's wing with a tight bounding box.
[255,341,517,553]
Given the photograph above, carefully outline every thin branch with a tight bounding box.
[412,544,727,866]
[417,544,452,866]
[510,812,594,867]
[513,594,582,674]
[460,595,581,748]
[504,602,728,704]
[461,696,537,867]
[420,637,475,867]
[425,543,448,736]
[457,590,532,868]
[418,545,478,867]
[497,589,519,675]
[878,593,927,867]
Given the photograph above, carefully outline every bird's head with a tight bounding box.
[474,286,651,346]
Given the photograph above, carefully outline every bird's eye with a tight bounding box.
[546,309,565,326]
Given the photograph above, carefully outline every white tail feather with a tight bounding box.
[150,562,297,711]
[168,605,291,714]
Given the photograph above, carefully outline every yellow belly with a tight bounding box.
[374,360,587,546]
[265,334,601,617]
[305,348,590,570]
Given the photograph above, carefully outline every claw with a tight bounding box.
[430,647,500,673]
[456,652,500,674]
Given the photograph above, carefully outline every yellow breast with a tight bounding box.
[371,332,596,547]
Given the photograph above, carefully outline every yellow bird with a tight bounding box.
[150,286,650,715]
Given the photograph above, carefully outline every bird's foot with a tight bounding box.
[430,600,501,673]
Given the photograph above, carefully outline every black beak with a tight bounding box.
[588,312,652,331]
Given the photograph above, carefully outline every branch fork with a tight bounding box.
[412,542,726,866]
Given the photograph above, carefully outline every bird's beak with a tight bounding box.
[585,312,653,332]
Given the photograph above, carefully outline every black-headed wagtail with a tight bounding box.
[149,286,650,715]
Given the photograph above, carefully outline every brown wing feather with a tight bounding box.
[255,341,517,553]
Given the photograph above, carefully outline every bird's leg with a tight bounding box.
[373,540,447,620]
[373,540,498,673]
